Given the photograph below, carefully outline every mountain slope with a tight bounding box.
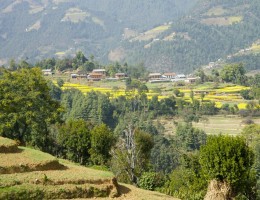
[120,0,260,73]
[1,0,259,73]
[0,0,195,64]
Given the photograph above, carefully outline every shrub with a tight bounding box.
[138,172,164,191]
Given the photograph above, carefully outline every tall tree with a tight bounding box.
[111,125,154,184]
[89,124,115,165]
[0,68,62,150]
[57,120,91,164]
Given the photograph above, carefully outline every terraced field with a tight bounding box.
[61,80,258,110]
[0,137,177,200]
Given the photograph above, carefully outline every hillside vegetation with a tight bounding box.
[0,137,177,200]
[0,0,195,66]
[1,0,260,73]
[122,0,260,72]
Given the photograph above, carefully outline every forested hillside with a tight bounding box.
[0,0,260,73]
[122,0,260,73]
[0,0,195,65]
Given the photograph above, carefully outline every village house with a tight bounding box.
[184,77,200,84]
[92,69,106,75]
[88,73,104,81]
[171,74,186,82]
[76,70,88,79]
[148,73,162,80]
[42,69,53,76]
[163,72,176,79]
[115,73,127,79]
[71,73,78,78]
[87,69,106,81]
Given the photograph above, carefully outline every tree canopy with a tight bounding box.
[0,68,62,149]
[199,135,255,198]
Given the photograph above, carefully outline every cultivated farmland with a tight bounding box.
[0,137,178,200]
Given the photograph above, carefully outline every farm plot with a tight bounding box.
[193,116,260,135]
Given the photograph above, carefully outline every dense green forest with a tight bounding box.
[1,53,260,199]
[123,0,260,72]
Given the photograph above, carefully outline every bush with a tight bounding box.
[138,172,164,191]
[200,135,255,198]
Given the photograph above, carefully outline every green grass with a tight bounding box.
[201,16,243,26]
[0,146,57,168]
[158,116,260,136]
[0,136,18,153]
[62,8,90,23]
[0,136,17,147]
[132,25,170,41]
[193,116,260,135]
[204,6,227,16]
[0,138,116,199]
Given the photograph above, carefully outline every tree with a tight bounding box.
[0,68,62,150]
[72,51,88,69]
[162,152,207,200]
[176,123,207,151]
[57,120,92,164]
[195,68,207,83]
[200,135,255,199]
[241,124,260,178]
[89,124,115,165]
[111,126,154,184]
[47,81,62,101]
[9,58,17,71]
[220,63,246,85]
[57,78,64,87]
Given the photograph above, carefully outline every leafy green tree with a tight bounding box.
[138,172,165,191]
[173,88,180,97]
[220,63,246,85]
[0,68,62,150]
[150,135,180,174]
[195,68,207,83]
[18,60,31,69]
[89,124,115,165]
[176,123,207,151]
[57,120,92,164]
[241,89,253,100]
[162,153,207,200]
[199,135,255,199]
[57,78,64,87]
[47,81,62,101]
[72,51,88,69]
[9,58,17,71]
[241,124,260,178]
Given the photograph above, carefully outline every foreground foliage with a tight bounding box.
[200,135,256,199]
[0,68,62,150]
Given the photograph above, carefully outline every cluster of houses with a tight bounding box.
[148,72,200,84]
[42,68,199,84]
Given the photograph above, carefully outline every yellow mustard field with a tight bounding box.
[61,82,258,110]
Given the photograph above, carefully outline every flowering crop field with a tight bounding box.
[61,82,258,110]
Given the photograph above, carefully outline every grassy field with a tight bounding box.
[132,25,170,41]
[62,8,90,23]
[201,16,243,26]
[0,137,177,199]
[204,6,227,16]
[0,136,18,153]
[193,116,260,135]
[158,115,260,136]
